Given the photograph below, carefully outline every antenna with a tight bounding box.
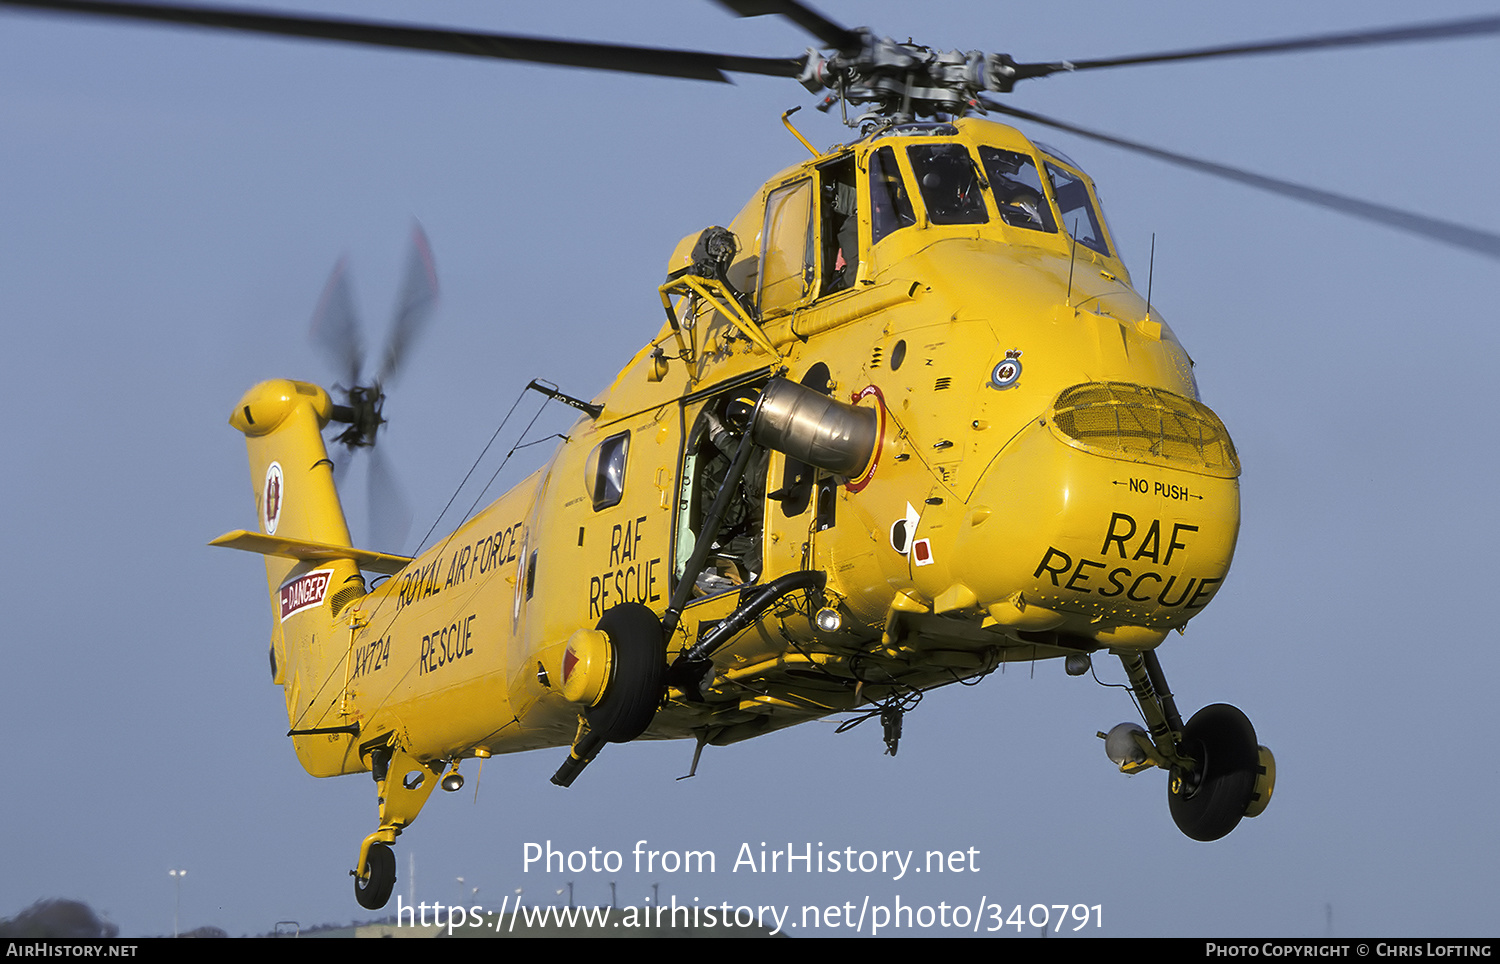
[1146,232,1156,318]
[1065,218,1079,305]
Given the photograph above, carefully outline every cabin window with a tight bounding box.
[589,432,629,511]
[907,143,988,225]
[758,178,815,314]
[1045,160,1111,256]
[868,146,916,246]
[979,146,1056,233]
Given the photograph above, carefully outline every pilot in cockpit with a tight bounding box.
[908,143,987,225]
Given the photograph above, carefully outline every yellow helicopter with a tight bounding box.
[12,0,1500,912]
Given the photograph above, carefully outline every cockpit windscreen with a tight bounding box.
[907,143,988,225]
[1044,160,1110,256]
[978,146,1056,234]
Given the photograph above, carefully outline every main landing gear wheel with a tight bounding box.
[1168,703,1260,842]
[354,841,396,910]
[586,603,666,744]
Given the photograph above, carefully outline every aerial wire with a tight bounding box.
[288,385,553,733]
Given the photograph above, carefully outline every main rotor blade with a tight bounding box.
[1,0,805,82]
[375,222,439,390]
[983,101,1500,262]
[713,0,860,52]
[1009,13,1500,81]
[309,257,363,390]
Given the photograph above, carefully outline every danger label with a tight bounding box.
[279,569,334,622]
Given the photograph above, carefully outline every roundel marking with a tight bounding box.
[990,358,1022,390]
[263,461,284,535]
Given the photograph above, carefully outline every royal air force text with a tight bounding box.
[396,522,522,613]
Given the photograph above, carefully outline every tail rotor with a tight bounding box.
[309,222,439,550]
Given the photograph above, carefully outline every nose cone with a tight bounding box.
[928,382,1241,648]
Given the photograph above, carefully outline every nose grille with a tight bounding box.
[1051,382,1240,478]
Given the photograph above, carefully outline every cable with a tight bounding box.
[287,384,551,735]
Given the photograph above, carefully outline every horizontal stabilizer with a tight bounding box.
[210,529,412,575]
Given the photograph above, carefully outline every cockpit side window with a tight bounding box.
[820,154,859,296]
[907,143,988,225]
[868,146,916,245]
[758,178,815,314]
[978,146,1056,234]
[1044,160,1110,256]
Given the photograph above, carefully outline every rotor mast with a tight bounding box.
[796,30,1035,124]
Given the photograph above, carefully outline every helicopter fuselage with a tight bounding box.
[227,118,1240,779]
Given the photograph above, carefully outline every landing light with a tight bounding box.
[1103,722,1150,769]
[814,607,843,633]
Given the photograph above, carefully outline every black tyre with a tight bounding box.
[354,841,396,910]
[1168,703,1259,842]
[586,603,666,744]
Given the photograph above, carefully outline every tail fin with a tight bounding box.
[230,379,354,587]
[223,379,368,776]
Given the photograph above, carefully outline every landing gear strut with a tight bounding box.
[1113,651,1275,841]
[351,742,443,910]
[551,602,667,788]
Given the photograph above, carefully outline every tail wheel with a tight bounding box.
[1168,703,1260,842]
[586,603,666,744]
[354,842,396,910]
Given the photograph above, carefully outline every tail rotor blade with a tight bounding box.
[310,257,365,389]
[376,222,439,388]
[367,444,413,553]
